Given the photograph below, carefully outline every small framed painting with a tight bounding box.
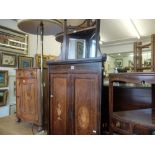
[115,59,123,68]
[0,89,8,106]
[0,70,8,87]
[1,52,17,67]
[18,56,34,68]
[76,41,84,59]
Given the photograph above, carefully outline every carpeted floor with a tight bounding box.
[0,115,38,135]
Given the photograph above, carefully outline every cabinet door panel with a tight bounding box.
[16,79,38,122]
[73,74,99,135]
[50,74,69,135]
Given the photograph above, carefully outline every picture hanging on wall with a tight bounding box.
[76,41,84,59]
[0,25,28,54]
[0,52,17,67]
[0,70,8,87]
[18,56,34,68]
[35,54,56,68]
[0,89,8,106]
[115,59,123,68]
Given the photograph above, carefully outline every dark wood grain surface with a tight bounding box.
[48,58,105,135]
[109,72,155,134]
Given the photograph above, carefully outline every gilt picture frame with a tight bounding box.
[18,56,34,68]
[0,70,8,87]
[35,54,56,68]
[1,52,17,67]
[76,41,84,59]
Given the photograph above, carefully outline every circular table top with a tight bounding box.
[17,19,63,35]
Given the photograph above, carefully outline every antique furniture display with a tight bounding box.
[109,72,155,135]
[48,57,106,135]
[47,19,107,135]
[16,68,48,130]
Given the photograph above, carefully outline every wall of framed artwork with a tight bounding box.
[18,56,34,68]
[0,52,17,67]
[0,70,8,87]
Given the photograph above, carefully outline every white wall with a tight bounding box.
[28,34,61,57]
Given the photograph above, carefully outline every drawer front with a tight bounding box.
[16,70,37,79]
[111,117,131,134]
[49,62,101,74]
[132,124,155,135]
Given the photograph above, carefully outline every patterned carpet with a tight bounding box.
[0,115,38,135]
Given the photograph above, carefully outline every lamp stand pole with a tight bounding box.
[38,21,44,131]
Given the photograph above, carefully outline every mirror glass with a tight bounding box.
[104,51,151,77]
[68,38,86,59]
[68,38,97,59]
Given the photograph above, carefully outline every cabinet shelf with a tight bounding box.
[55,26,96,43]
[109,72,155,135]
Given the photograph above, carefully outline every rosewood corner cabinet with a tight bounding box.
[47,57,106,135]
[16,68,48,130]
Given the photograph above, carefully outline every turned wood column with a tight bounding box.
[151,34,155,71]
[134,42,142,72]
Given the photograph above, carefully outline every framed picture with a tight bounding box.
[0,25,28,54]
[1,52,17,67]
[18,56,34,68]
[0,89,8,106]
[0,70,8,87]
[76,41,84,59]
[115,59,123,68]
[35,54,56,68]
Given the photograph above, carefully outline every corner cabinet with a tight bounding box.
[16,68,48,130]
[47,57,106,135]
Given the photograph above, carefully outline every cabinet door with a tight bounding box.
[16,79,39,123]
[50,74,70,135]
[72,74,100,135]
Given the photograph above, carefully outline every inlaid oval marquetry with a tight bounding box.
[78,106,89,129]
[57,103,62,120]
